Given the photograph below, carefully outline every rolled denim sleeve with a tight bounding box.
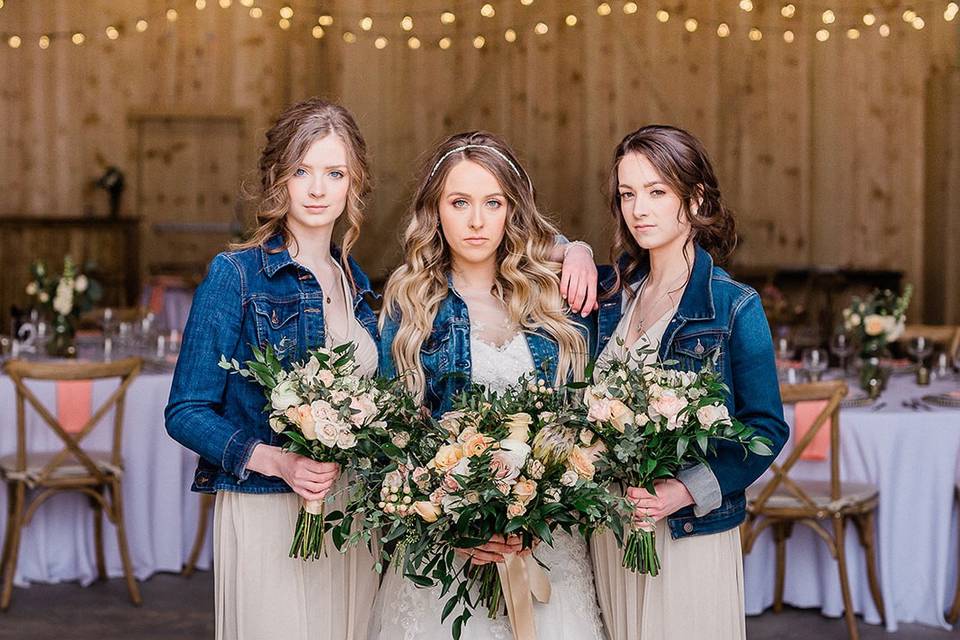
[706,292,789,497]
[677,462,723,516]
[164,254,261,481]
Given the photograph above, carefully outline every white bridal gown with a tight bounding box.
[368,321,605,640]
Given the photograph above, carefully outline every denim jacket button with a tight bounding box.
[683,522,694,533]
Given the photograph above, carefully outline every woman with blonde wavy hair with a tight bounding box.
[368,131,605,640]
[166,97,381,640]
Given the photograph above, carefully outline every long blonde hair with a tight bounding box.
[381,131,586,400]
[232,97,371,293]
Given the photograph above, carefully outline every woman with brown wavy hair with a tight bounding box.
[166,97,381,640]
[589,125,787,640]
[368,131,604,640]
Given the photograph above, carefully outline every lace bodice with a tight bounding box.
[470,327,536,392]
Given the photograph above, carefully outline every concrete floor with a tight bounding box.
[0,572,955,639]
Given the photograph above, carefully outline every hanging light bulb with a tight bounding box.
[717,23,730,37]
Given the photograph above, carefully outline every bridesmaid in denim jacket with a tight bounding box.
[589,125,789,640]
[165,98,381,640]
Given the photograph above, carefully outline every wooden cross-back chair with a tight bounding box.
[741,380,885,640]
[0,357,143,610]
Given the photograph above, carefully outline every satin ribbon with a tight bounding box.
[496,552,552,640]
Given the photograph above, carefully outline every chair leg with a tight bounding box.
[853,511,886,625]
[833,515,859,640]
[90,491,107,581]
[949,523,960,624]
[108,478,142,606]
[1,483,26,611]
[182,493,214,578]
[773,522,788,613]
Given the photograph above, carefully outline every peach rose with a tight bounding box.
[412,501,441,523]
[461,433,494,458]
[430,444,464,472]
[567,445,596,480]
[512,478,538,505]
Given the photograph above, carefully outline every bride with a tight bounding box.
[369,131,604,640]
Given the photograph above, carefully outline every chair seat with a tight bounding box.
[0,451,123,485]
[747,479,878,514]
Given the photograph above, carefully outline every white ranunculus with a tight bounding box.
[270,381,300,412]
[74,275,89,293]
[498,438,531,469]
[336,428,357,449]
[696,404,730,428]
[25,282,38,296]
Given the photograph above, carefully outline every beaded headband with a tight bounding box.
[427,144,532,191]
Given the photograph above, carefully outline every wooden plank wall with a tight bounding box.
[0,0,957,319]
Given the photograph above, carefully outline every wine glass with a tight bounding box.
[775,332,794,364]
[801,347,829,382]
[905,336,933,366]
[829,332,854,375]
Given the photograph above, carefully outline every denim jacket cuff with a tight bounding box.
[223,431,265,482]
[677,462,722,517]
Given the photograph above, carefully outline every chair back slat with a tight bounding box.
[751,380,848,513]
[3,358,141,486]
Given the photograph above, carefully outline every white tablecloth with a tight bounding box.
[0,372,212,587]
[744,375,960,631]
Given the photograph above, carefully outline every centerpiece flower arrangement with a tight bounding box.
[24,256,102,357]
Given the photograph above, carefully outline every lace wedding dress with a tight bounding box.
[367,320,605,640]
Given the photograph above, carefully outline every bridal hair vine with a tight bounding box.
[427,144,533,191]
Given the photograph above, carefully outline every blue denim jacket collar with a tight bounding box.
[261,233,378,302]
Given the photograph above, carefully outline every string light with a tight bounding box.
[520,0,533,5]
[902,9,917,22]
[596,3,612,17]
[38,35,50,49]
[912,16,925,28]
[407,36,421,49]
[783,30,795,43]
[879,23,891,36]
[218,0,231,8]
[565,14,578,26]
[195,0,206,9]
[846,28,860,39]
[8,35,21,48]
[278,18,291,30]
[71,32,86,45]
[239,0,254,6]
[438,36,452,49]
[342,31,356,43]
[816,28,830,41]
[781,4,796,18]
[685,18,698,32]
[401,16,414,31]
[822,10,836,24]
[0,1,5,9]
[360,16,373,31]
[318,15,333,26]
[311,26,324,38]
[166,9,178,22]
[504,28,517,42]
[473,35,485,48]
[136,19,149,32]
[863,12,877,26]
[440,12,456,25]
[717,23,730,37]
[249,7,263,18]
[946,3,960,21]
[279,6,293,20]
[106,26,120,40]
[480,4,495,18]
[739,0,754,12]
[623,2,638,14]
[375,36,388,49]
[748,27,762,41]
[533,22,547,34]
[656,9,670,22]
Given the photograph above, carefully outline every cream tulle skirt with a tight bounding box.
[590,518,745,640]
[214,488,379,640]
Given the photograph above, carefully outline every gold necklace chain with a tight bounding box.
[633,274,687,333]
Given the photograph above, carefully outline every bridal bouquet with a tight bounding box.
[360,376,622,639]
[585,349,773,576]
[219,342,401,560]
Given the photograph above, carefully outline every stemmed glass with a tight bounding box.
[801,347,829,382]
[830,332,854,376]
[905,336,933,367]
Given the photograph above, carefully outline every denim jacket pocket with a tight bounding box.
[252,297,300,360]
[672,330,725,373]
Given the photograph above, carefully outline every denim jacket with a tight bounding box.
[165,234,379,494]
[594,243,788,539]
[379,276,588,416]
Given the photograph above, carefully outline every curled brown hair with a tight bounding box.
[608,124,737,295]
[232,97,371,293]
